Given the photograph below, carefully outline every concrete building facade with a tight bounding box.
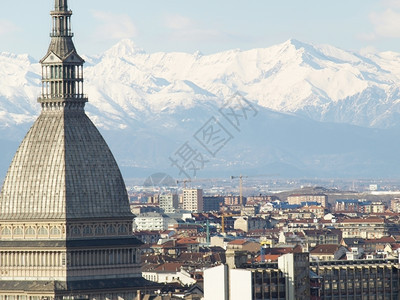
[234,216,268,232]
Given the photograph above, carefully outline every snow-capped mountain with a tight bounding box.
[2,39,400,179]
[84,38,400,129]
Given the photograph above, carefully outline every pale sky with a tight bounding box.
[1,0,400,59]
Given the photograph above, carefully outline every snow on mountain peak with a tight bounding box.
[2,39,400,129]
[103,39,146,58]
[282,38,311,50]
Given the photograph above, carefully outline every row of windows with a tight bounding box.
[319,267,393,277]
[41,81,84,98]
[68,224,129,237]
[1,223,130,238]
[42,65,82,80]
[1,226,61,237]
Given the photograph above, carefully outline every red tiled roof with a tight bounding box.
[255,254,281,262]
[390,243,400,250]
[178,253,204,261]
[176,237,199,245]
[365,237,395,244]
[154,262,183,272]
[228,239,248,245]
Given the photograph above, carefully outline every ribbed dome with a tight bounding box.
[0,108,132,220]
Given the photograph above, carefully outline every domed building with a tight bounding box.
[0,0,158,298]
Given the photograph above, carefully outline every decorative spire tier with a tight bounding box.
[38,0,87,109]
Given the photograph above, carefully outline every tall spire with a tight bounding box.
[38,0,87,108]
[51,0,73,38]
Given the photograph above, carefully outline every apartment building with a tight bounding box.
[287,194,327,207]
[159,193,179,213]
[183,189,204,213]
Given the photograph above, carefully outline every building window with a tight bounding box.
[1,227,11,236]
[38,227,49,236]
[83,226,93,236]
[50,227,61,235]
[107,225,116,235]
[95,226,105,236]
[118,225,128,235]
[71,226,81,237]
[13,227,23,236]
[25,227,36,236]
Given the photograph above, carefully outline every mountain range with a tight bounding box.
[2,39,400,180]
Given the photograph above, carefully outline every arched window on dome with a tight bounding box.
[25,227,36,236]
[1,227,11,236]
[38,227,49,236]
[83,226,93,236]
[50,227,61,236]
[13,227,23,236]
[118,224,128,235]
[106,225,116,235]
[71,226,81,237]
[95,226,105,236]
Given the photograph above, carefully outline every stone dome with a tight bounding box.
[0,108,132,220]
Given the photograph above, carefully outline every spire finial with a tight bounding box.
[55,0,68,11]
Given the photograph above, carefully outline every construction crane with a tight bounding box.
[231,173,279,205]
[176,179,191,188]
[221,213,239,234]
[176,178,213,189]
[230,175,248,205]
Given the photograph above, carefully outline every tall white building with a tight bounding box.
[159,193,179,213]
[203,264,252,300]
[183,188,203,212]
[134,212,169,231]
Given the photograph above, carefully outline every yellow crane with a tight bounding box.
[221,213,239,233]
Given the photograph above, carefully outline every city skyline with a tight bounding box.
[1,0,400,59]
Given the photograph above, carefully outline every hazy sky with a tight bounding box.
[1,0,400,59]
